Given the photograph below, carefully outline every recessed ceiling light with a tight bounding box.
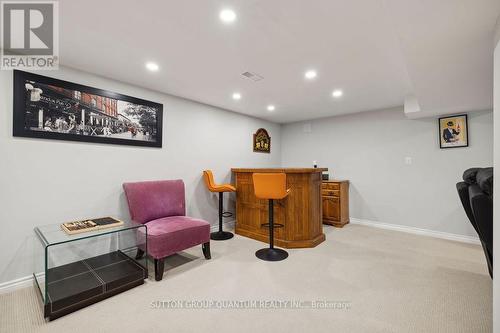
[232,92,241,100]
[305,70,317,80]
[267,105,275,112]
[332,89,343,98]
[219,9,236,23]
[145,62,159,72]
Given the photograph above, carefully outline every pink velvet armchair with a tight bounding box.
[123,179,211,281]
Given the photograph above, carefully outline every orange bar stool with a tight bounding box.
[203,170,236,240]
[252,173,290,261]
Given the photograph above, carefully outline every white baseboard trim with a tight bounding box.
[0,221,237,294]
[0,274,33,294]
[350,218,480,245]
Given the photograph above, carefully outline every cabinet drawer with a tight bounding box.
[323,182,340,190]
[323,196,340,204]
[322,189,339,197]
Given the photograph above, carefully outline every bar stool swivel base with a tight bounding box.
[210,230,234,240]
[255,248,288,261]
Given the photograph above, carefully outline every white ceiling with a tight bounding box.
[58,0,500,123]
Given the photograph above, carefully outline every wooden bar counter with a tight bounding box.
[231,168,327,248]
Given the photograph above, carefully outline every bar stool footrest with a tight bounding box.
[222,211,233,218]
[260,223,284,228]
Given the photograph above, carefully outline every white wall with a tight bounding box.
[493,28,500,333]
[0,67,281,285]
[281,107,493,237]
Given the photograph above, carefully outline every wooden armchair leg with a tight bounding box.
[154,258,165,281]
[135,249,145,260]
[202,242,211,259]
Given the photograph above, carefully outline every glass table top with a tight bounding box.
[34,217,145,246]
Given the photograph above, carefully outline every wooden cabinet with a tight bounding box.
[322,180,349,227]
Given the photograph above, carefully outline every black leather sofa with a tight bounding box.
[456,167,493,278]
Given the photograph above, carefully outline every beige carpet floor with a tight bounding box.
[0,224,492,333]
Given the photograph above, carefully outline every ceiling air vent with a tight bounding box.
[242,71,264,82]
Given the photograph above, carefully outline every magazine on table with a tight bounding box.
[61,217,124,235]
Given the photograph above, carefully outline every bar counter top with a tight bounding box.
[231,167,328,173]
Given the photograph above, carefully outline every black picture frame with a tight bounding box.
[438,114,468,149]
[13,70,163,148]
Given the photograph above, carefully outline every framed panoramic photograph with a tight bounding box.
[438,114,468,149]
[13,70,163,148]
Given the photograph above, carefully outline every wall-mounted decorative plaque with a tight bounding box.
[253,128,271,153]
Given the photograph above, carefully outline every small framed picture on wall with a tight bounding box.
[438,114,468,149]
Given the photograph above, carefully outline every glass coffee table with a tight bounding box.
[33,218,148,320]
